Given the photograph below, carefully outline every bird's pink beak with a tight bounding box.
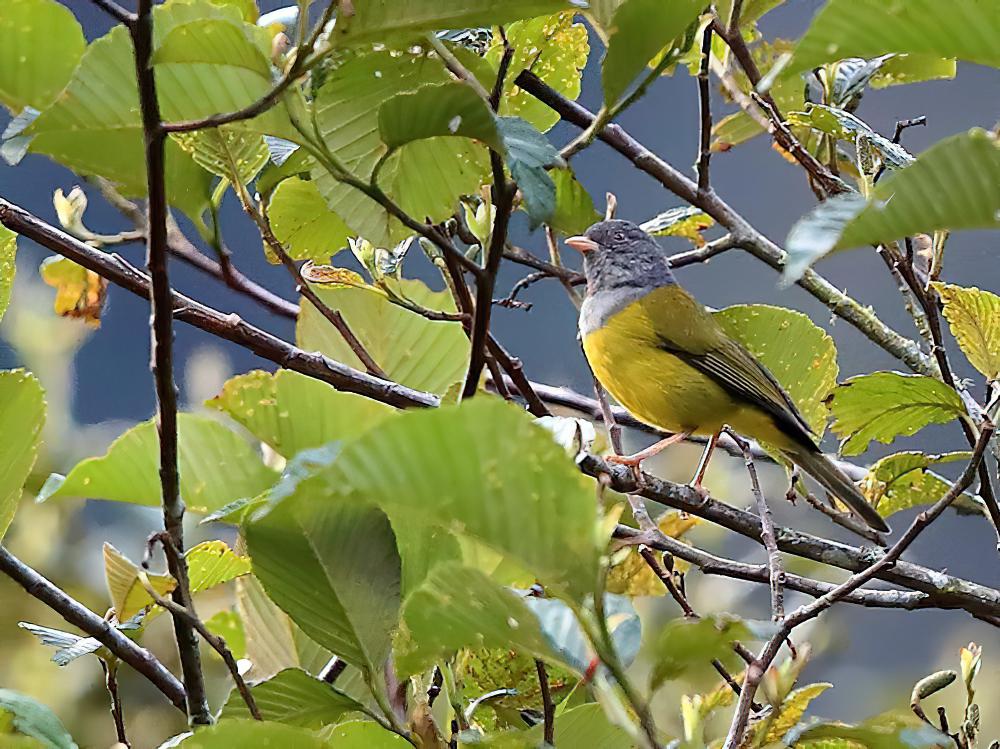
[565,235,599,253]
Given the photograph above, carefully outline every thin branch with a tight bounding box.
[794,482,886,546]
[696,19,714,194]
[161,1,338,133]
[534,660,555,746]
[91,178,298,319]
[100,661,129,746]
[130,0,210,724]
[426,33,493,102]
[722,422,995,749]
[0,545,186,711]
[89,0,134,25]
[464,154,515,397]
[724,428,785,620]
[141,536,261,721]
[667,233,738,269]
[503,244,584,287]
[514,69,935,377]
[0,198,437,409]
[638,546,759,709]
[237,184,387,378]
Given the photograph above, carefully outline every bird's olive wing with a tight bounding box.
[664,336,817,447]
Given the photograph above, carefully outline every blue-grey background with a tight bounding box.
[1,0,998,742]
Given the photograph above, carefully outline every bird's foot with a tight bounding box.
[687,481,711,503]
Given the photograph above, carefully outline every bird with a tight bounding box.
[565,219,890,533]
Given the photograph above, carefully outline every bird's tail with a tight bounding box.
[783,446,890,533]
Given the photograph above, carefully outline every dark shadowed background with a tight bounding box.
[1,0,998,744]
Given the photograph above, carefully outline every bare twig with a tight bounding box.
[0,545,186,711]
[88,0,134,24]
[100,661,129,746]
[696,19,714,194]
[722,422,995,749]
[130,0,210,723]
[534,660,555,745]
[795,483,887,546]
[724,428,785,620]
[514,70,934,377]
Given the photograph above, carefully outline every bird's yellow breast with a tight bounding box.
[582,288,792,446]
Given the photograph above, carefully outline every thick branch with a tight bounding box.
[514,70,934,377]
[582,455,1000,622]
[0,545,186,712]
[131,0,210,724]
[0,198,436,409]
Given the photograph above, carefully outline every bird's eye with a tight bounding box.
[614,231,625,241]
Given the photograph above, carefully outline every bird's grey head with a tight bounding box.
[565,219,675,295]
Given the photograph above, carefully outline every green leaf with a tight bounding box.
[311,49,489,246]
[789,104,914,170]
[103,542,177,620]
[551,703,633,749]
[324,721,411,748]
[246,499,402,672]
[262,399,600,600]
[601,0,704,107]
[650,616,751,689]
[297,279,468,395]
[934,283,1000,381]
[330,0,580,45]
[0,0,86,112]
[870,54,957,88]
[861,451,971,518]
[39,414,277,512]
[265,177,352,264]
[793,711,951,748]
[0,370,45,541]
[185,539,252,592]
[172,128,269,186]
[487,13,589,133]
[549,168,600,236]
[0,690,77,749]
[641,206,714,246]
[208,369,396,458]
[787,0,1000,75]
[235,573,333,681]
[0,226,15,322]
[378,82,502,151]
[219,668,365,727]
[395,563,556,677]
[827,372,965,456]
[205,610,245,660]
[498,116,563,227]
[164,719,327,748]
[715,305,838,437]
[784,192,868,281]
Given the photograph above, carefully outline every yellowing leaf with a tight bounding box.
[0,226,15,323]
[860,451,970,518]
[760,682,832,744]
[934,283,1000,381]
[641,206,715,247]
[172,127,269,185]
[103,543,176,620]
[299,264,374,291]
[489,12,589,133]
[39,256,107,327]
[826,372,964,456]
